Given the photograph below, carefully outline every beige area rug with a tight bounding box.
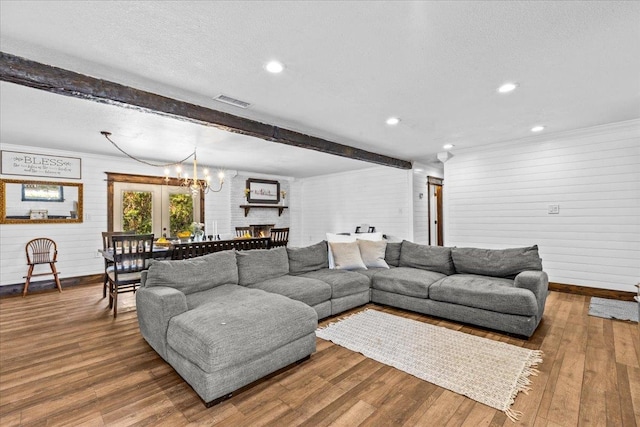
[316,309,542,422]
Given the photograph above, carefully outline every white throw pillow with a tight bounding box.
[326,233,356,269]
[351,232,383,241]
[357,239,389,269]
[329,241,367,270]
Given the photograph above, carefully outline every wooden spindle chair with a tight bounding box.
[235,226,252,238]
[270,227,290,248]
[101,231,132,299]
[107,233,154,317]
[23,238,62,297]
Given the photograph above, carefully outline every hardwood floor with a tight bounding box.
[1,283,638,426]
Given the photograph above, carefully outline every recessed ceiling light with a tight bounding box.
[443,144,454,150]
[531,125,545,132]
[386,117,400,125]
[265,60,284,73]
[497,82,518,93]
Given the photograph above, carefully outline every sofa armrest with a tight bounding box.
[136,286,188,361]
[514,270,549,318]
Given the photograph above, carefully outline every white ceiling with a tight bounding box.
[1,1,639,177]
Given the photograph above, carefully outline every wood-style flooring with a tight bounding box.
[0,283,638,426]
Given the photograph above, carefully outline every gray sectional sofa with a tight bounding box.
[136,240,548,406]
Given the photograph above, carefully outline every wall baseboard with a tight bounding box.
[0,273,103,297]
[549,282,636,301]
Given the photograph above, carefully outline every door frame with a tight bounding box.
[106,172,205,233]
[427,176,444,246]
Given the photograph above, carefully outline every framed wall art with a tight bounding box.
[246,178,280,204]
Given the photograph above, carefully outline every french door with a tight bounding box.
[113,182,200,238]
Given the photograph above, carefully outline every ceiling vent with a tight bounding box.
[213,94,251,109]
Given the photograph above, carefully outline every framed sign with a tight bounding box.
[1,150,82,179]
[246,178,280,204]
[22,184,64,202]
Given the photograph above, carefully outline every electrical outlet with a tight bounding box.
[548,204,560,214]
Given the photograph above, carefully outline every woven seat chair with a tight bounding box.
[23,238,62,297]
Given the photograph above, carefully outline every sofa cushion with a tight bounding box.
[371,267,445,298]
[167,284,317,373]
[329,241,367,270]
[287,241,329,275]
[385,242,402,267]
[358,240,389,269]
[451,246,542,278]
[248,275,332,306]
[299,269,370,299]
[236,246,289,286]
[429,274,538,316]
[399,241,455,275]
[145,251,238,295]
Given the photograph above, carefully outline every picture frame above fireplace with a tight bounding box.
[246,178,280,204]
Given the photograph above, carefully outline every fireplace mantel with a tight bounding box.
[239,204,288,217]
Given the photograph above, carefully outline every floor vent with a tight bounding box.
[213,94,251,109]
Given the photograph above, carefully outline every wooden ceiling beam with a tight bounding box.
[0,52,412,170]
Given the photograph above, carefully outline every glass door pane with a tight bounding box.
[121,191,153,234]
[169,192,193,237]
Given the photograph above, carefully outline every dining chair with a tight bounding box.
[106,233,154,317]
[235,226,252,238]
[23,238,62,297]
[270,227,289,248]
[101,231,132,299]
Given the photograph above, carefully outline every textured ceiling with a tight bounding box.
[1,1,639,177]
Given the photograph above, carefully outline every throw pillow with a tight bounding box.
[399,240,455,275]
[236,246,289,286]
[357,239,389,269]
[329,241,367,270]
[385,242,402,267]
[451,246,542,278]
[145,250,238,294]
[287,241,329,274]
[326,233,356,269]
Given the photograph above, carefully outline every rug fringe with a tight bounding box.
[505,350,544,422]
[316,308,371,332]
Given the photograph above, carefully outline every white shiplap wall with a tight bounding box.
[444,119,640,293]
[293,166,413,247]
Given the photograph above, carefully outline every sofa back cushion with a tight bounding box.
[385,242,402,267]
[145,250,238,294]
[399,240,455,275]
[237,246,290,286]
[451,245,543,278]
[287,241,329,274]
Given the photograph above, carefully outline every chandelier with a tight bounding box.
[101,131,224,195]
[167,149,224,195]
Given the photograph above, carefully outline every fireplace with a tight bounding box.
[250,224,275,238]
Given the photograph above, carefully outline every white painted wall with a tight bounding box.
[444,119,640,293]
[0,143,292,286]
[292,166,413,247]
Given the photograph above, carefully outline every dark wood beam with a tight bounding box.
[0,52,412,170]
